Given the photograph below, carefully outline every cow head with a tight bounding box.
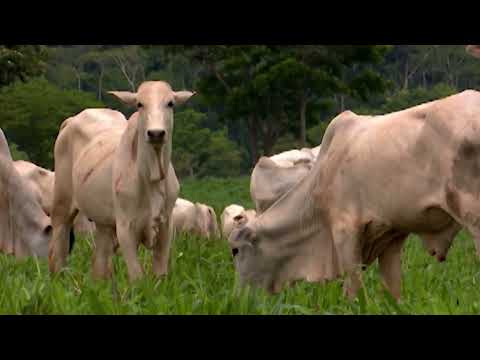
[109,81,196,147]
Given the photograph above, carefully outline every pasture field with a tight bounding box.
[1,177,480,315]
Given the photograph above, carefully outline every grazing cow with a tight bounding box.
[466,45,480,59]
[221,205,257,239]
[13,160,94,240]
[172,198,220,239]
[48,82,195,282]
[229,91,480,301]
[0,130,53,258]
[251,157,312,214]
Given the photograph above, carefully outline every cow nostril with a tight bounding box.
[147,130,166,140]
[232,248,239,257]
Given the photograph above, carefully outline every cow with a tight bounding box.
[221,205,257,239]
[48,82,196,282]
[13,160,94,240]
[0,129,53,258]
[466,45,480,59]
[229,91,480,301]
[172,198,220,239]
[251,157,312,214]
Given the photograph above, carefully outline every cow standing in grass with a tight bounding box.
[49,82,195,282]
[172,198,220,239]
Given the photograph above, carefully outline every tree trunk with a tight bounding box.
[247,115,259,169]
[73,67,81,91]
[98,66,104,101]
[403,60,409,90]
[299,95,307,148]
[262,118,276,157]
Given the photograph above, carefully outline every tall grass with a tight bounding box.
[0,177,479,315]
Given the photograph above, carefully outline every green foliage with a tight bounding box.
[307,121,331,146]
[173,109,243,179]
[0,177,479,315]
[0,78,104,168]
[0,45,48,88]
[8,142,29,161]
[355,83,458,115]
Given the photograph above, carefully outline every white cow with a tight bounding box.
[13,160,95,239]
[49,82,195,282]
[0,129,53,258]
[172,198,220,239]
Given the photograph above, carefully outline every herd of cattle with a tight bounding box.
[1,46,480,303]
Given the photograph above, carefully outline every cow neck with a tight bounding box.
[129,111,173,225]
[132,112,171,185]
[255,162,337,283]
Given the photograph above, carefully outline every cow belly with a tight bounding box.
[73,148,116,226]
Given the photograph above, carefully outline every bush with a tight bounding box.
[0,77,104,168]
[8,143,29,161]
[173,109,243,179]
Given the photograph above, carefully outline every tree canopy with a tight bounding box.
[1,44,478,177]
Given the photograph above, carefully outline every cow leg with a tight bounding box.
[91,225,115,280]
[443,186,480,257]
[331,220,362,300]
[116,218,144,282]
[49,206,78,274]
[152,220,172,278]
[378,235,407,301]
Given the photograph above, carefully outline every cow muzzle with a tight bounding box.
[146,129,166,145]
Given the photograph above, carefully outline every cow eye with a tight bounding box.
[167,101,174,108]
[232,248,239,257]
[137,102,143,109]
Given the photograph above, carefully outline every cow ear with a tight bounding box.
[174,91,197,106]
[466,45,480,59]
[233,214,248,227]
[108,91,138,107]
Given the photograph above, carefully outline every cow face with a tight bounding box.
[27,213,52,258]
[228,222,282,294]
[109,81,196,147]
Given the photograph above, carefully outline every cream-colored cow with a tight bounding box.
[49,82,195,282]
[0,129,53,258]
[172,198,220,239]
[13,160,95,239]
[230,91,480,301]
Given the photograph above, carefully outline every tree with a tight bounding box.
[8,142,29,161]
[0,78,104,168]
[0,45,48,88]
[172,109,243,179]
[164,45,390,164]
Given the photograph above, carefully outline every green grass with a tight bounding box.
[1,176,480,315]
